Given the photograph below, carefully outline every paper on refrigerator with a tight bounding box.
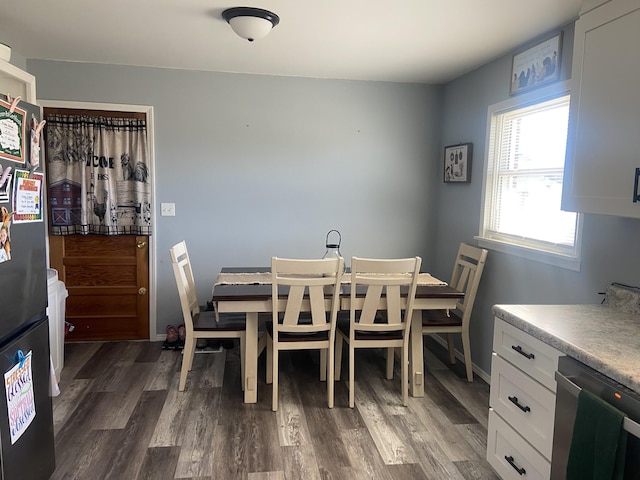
[4,350,36,444]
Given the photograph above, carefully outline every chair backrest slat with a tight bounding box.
[359,284,383,325]
[385,285,402,325]
[282,284,305,325]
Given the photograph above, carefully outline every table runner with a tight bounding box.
[214,272,447,287]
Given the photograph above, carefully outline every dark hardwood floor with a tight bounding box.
[51,337,499,480]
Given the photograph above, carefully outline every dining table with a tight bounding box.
[211,267,464,404]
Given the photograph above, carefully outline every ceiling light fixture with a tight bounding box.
[222,7,280,42]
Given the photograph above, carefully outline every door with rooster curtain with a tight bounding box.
[44,109,151,341]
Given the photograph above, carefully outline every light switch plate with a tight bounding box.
[161,202,175,216]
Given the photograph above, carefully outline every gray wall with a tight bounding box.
[8,50,27,70]
[27,60,443,336]
[435,22,640,375]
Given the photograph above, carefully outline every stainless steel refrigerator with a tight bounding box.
[0,93,55,479]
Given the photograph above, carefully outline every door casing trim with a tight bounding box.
[39,99,158,341]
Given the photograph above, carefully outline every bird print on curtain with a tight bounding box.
[45,114,152,235]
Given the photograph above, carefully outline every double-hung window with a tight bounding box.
[478,82,582,271]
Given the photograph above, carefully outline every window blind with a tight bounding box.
[483,95,578,256]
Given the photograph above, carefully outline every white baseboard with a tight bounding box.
[427,334,491,384]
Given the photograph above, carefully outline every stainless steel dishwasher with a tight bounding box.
[551,356,640,479]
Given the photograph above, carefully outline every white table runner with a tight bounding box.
[214,272,447,287]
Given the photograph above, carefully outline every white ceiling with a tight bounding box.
[0,0,582,84]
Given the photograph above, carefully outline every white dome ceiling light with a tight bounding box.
[222,7,280,42]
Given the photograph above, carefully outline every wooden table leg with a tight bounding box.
[409,309,424,397]
[244,312,258,404]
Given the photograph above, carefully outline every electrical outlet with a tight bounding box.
[161,202,175,216]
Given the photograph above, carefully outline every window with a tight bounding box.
[478,83,582,270]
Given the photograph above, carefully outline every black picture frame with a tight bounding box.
[444,143,472,183]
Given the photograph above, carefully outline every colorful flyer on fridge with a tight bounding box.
[0,98,26,165]
[12,169,43,223]
[4,350,35,445]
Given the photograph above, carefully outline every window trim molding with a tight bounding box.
[475,230,582,271]
[477,80,583,271]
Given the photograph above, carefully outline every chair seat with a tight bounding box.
[193,311,247,331]
[422,309,462,328]
[336,317,403,341]
[265,320,330,342]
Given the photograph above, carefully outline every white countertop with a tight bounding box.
[492,304,640,394]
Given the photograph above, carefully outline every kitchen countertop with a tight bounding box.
[493,304,640,394]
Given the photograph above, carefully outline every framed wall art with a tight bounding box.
[444,143,472,183]
[510,32,562,96]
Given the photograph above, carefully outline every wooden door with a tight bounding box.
[44,106,151,341]
[49,234,149,341]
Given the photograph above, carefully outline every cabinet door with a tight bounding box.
[562,0,640,217]
[0,59,36,103]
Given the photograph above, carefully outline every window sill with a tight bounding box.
[474,236,581,272]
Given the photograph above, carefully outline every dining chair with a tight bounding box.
[170,240,262,392]
[421,243,487,382]
[335,256,421,408]
[266,256,344,411]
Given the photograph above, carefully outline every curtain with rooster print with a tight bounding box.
[45,114,151,235]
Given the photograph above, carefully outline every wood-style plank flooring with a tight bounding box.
[51,337,499,480]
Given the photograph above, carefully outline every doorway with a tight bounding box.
[42,103,156,341]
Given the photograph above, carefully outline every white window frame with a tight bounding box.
[476,81,583,271]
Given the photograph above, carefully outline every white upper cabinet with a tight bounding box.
[0,59,36,103]
[562,0,640,217]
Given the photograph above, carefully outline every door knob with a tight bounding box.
[137,240,146,249]
[138,287,147,295]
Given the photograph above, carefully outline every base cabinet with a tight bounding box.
[487,318,562,479]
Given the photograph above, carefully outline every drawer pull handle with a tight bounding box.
[634,168,640,203]
[511,345,535,359]
[508,395,531,413]
[505,455,526,475]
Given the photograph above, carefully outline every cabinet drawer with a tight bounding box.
[490,353,556,459]
[487,409,551,480]
[493,318,562,391]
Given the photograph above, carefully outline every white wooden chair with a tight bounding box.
[335,256,421,408]
[421,243,487,382]
[170,241,260,392]
[266,256,344,411]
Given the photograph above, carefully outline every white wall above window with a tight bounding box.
[477,81,582,271]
